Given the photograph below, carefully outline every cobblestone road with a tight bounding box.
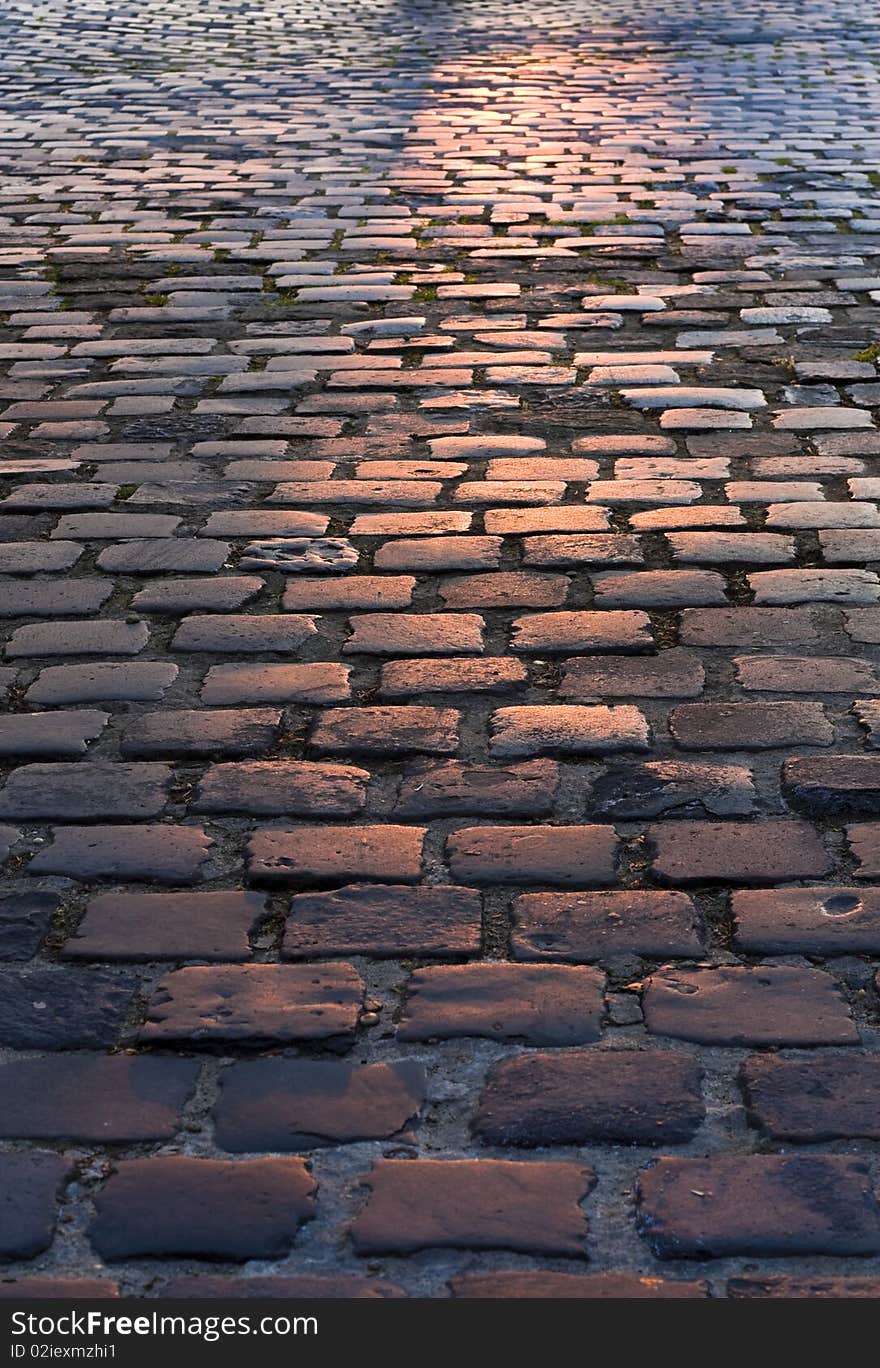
[1,0,880,1300]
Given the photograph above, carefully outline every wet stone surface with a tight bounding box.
[2,0,880,1300]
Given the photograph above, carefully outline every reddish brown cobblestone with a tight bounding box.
[4,0,880,1301]
[351,1160,592,1255]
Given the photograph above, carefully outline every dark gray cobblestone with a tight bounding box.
[2,0,880,1299]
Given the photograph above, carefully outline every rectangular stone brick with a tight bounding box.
[475,1051,703,1145]
[350,1159,592,1256]
[728,1276,880,1299]
[0,762,170,820]
[141,963,364,1043]
[733,886,880,954]
[670,701,832,749]
[512,890,705,960]
[439,571,568,610]
[0,1056,198,1142]
[447,825,618,887]
[310,706,459,755]
[649,820,830,884]
[344,613,484,655]
[450,1272,707,1299]
[29,825,215,884]
[121,708,281,758]
[89,1157,315,1261]
[847,824,880,877]
[510,610,652,654]
[735,655,878,693]
[282,578,415,611]
[172,615,316,654]
[380,657,527,696]
[395,759,558,817]
[561,651,704,698]
[741,1055,880,1141]
[638,1157,880,1257]
[489,705,649,757]
[644,966,857,1046]
[283,885,482,960]
[200,663,350,705]
[214,1060,425,1152]
[248,826,424,885]
[679,608,818,646]
[194,761,368,817]
[398,963,604,1044]
[63,891,264,961]
[0,1153,73,1259]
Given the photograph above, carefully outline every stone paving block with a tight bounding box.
[741,1055,880,1141]
[560,652,704,698]
[248,826,424,886]
[733,886,880,954]
[449,1272,707,1298]
[0,1280,120,1299]
[727,1276,880,1299]
[489,705,650,756]
[592,762,754,818]
[637,1157,880,1257]
[282,577,414,611]
[131,576,263,615]
[669,702,833,749]
[395,759,558,817]
[679,608,818,646]
[0,968,137,1049]
[510,610,652,655]
[141,963,364,1044]
[63,891,265,962]
[195,761,368,816]
[0,1153,73,1259]
[846,824,880,877]
[283,884,482,959]
[350,1160,592,1255]
[29,825,215,883]
[447,824,618,886]
[0,762,171,820]
[648,820,831,883]
[398,963,605,1044]
[25,663,178,705]
[5,621,149,658]
[0,580,111,618]
[512,889,704,961]
[0,890,59,960]
[89,1157,315,1261]
[310,706,459,755]
[161,1276,404,1299]
[120,708,281,758]
[474,1050,704,1146]
[344,613,484,656]
[200,662,350,705]
[214,1060,426,1151]
[0,1056,199,1142]
[643,966,857,1046]
[735,655,877,694]
[171,614,316,654]
[380,657,528,696]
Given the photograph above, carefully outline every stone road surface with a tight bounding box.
[1,0,880,1300]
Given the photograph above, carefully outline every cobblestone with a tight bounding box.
[3,0,880,1300]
